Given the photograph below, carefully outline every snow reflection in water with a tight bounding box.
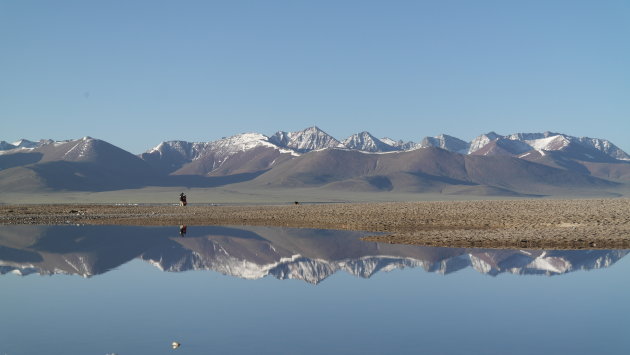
[2,225,630,355]
[1,225,627,282]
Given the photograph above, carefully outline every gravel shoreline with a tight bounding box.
[1,199,629,249]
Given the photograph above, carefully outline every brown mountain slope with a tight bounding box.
[249,148,618,195]
[174,146,293,176]
[463,155,616,194]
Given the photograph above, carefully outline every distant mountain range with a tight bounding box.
[1,127,629,196]
[1,225,626,283]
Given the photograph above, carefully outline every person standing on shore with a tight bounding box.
[179,192,187,206]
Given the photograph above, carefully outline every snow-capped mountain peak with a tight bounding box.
[0,138,54,152]
[269,126,340,152]
[468,132,503,154]
[499,132,630,160]
[56,137,108,161]
[342,131,397,152]
[420,134,470,154]
[380,137,420,151]
[576,136,630,161]
[147,133,280,160]
[11,139,39,149]
[147,141,196,162]
[212,133,273,152]
[207,133,299,157]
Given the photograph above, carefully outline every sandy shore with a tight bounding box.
[1,199,629,249]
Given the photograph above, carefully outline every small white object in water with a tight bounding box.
[172,341,181,349]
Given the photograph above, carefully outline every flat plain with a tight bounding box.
[1,199,629,249]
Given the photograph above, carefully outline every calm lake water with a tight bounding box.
[1,225,629,355]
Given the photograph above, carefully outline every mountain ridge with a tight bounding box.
[1,127,629,196]
[5,127,626,161]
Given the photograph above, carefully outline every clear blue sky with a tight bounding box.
[1,0,629,154]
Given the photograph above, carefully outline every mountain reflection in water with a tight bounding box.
[0,225,627,283]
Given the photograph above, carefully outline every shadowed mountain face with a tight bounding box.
[0,137,157,191]
[1,128,628,194]
[1,225,626,284]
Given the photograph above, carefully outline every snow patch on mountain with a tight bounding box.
[62,138,96,160]
[380,137,398,147]
[506,132,555,141]
[203,133,301,162]
[143,132,301,174]
[148,133,299,161]
[523,135,571,151]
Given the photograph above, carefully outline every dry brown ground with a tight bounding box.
[1,199,629,249]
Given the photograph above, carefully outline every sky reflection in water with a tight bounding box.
[1,225,629,355]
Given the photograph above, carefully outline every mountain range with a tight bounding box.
[1,225,626,283]
[1,126,629,196]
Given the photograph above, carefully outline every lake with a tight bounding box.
[1,225,629,355]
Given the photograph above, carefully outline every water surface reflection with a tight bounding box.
[0,225,626,283]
